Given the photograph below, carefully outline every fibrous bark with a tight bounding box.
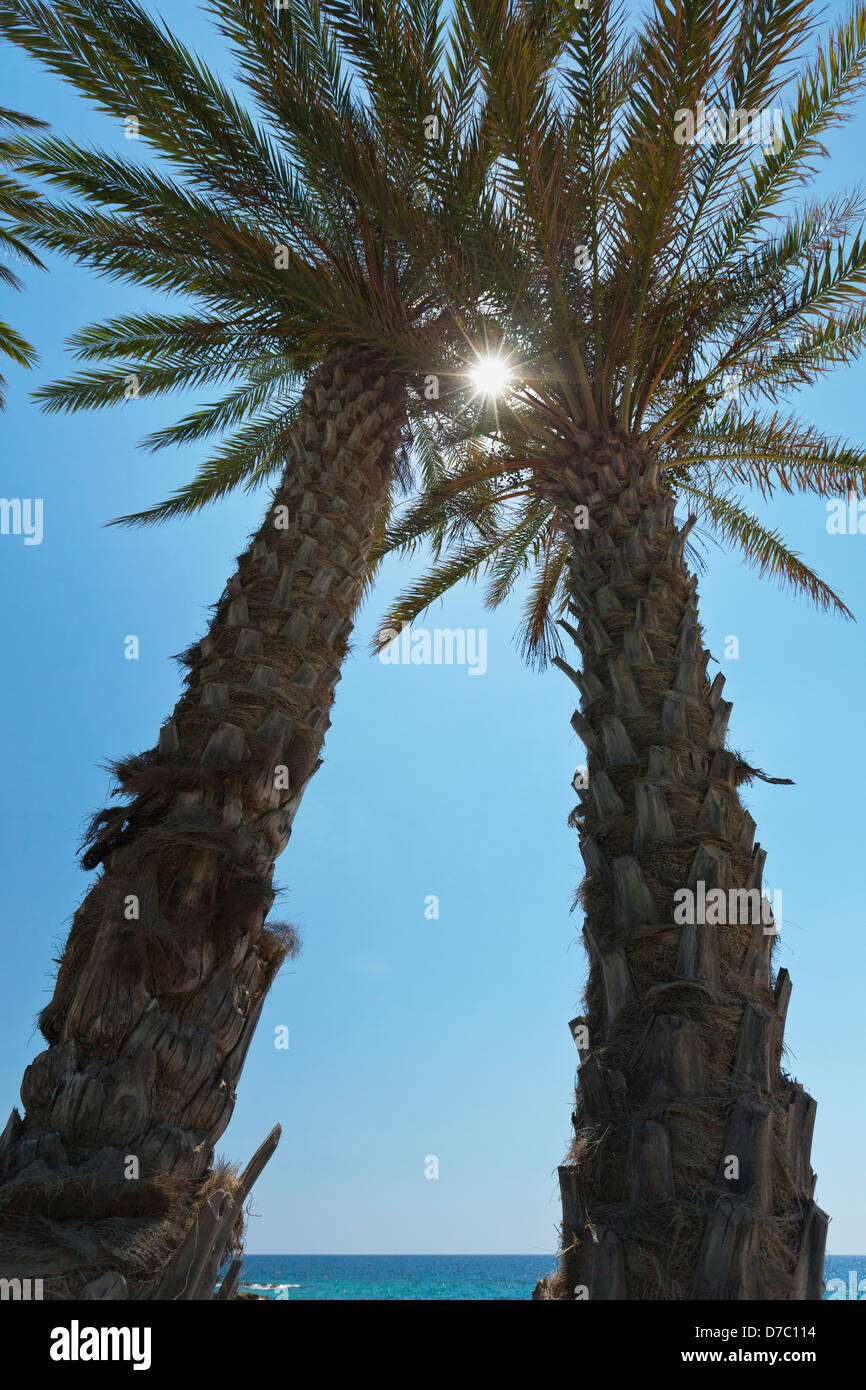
[0,348,406,1299]
[532,434,826,1302]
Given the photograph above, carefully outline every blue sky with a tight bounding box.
[1,3,864,1256]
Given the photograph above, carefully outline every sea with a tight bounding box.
[232,1253,866,1300]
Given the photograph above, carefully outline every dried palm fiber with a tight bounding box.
[0,348,406,1298]
[531,435,825,1302]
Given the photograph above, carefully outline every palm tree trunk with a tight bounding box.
[0,347,406,1299]
[532,434,826,1301]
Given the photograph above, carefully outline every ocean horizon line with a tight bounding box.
[240,1256,558,1267]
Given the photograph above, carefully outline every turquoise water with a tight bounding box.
[233,1253,866,1300]
[237,1254,553,1300]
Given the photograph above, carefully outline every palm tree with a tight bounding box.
[377,0,866,1299]
[0,105,45,404]
[0,0,526,1299]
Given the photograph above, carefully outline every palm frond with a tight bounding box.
[677,479,853,616]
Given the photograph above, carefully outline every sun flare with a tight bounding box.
[468,354,512,398]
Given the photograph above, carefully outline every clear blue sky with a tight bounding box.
[1,3,864,1256]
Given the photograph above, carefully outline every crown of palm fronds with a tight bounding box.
[374,0,866,663]
[0,104,46,405]
[0,0,562,518]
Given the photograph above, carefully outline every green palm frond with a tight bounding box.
[32,357,276,413]
[511,519,570,666]
[373,539,500,645]
[708,6,866,275]
[484,494,558,608]
[141,363,302,451]
[676,480,852,616]
[669,410,866,498]
[111,405,303,526]
[66,312,277,366]
[0,104,45,403]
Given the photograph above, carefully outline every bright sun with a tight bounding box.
[469,355,512,397]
